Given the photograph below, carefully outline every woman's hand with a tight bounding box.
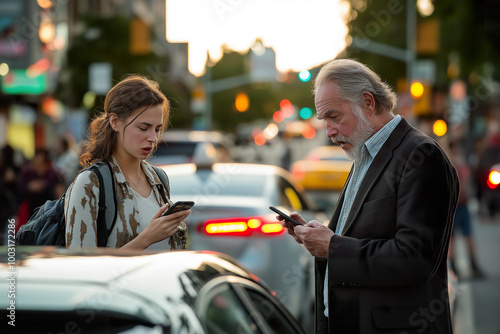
[122,203,191,250]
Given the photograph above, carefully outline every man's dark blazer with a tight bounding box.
[315,117,459,334]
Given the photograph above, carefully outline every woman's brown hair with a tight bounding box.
[79,75,170,168]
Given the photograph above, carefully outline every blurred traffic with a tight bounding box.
[148,130,234,166]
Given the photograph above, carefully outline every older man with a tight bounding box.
[280,59,459,333]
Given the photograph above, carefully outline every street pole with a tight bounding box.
[202,65,212,130]
[407,0,417,86]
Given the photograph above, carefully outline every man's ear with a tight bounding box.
[109,113,119,131]
[362,92,376,115]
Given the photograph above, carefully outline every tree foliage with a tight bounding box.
[344,0,500,89]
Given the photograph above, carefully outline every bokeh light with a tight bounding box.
[0,63,9,76]
[298,70,311,82]
[410,82,424,99]
[432,119,447,137]
[299,107,313,119]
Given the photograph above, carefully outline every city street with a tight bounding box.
[2,1,500,333]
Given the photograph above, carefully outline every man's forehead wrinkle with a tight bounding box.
[316,95,343,112]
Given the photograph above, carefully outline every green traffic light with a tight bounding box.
[298,70,311,82]
[299,107,313,119]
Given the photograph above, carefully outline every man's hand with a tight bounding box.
[277,212,307,244]
[294,221,334,258]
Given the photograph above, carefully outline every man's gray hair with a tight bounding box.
[314,59,398,114]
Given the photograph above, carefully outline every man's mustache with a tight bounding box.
[331,136,351,145]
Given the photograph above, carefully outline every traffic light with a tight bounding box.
[299,107,313,119]
[410,81,432,116]
[298,70,311,82]
[130,18,151,55]
[235,92,249,112]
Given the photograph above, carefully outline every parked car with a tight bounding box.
[148,130,234,166]
[160,162,327,331]
[0,246,306,334]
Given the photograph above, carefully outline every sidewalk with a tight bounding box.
[452,198,500,334]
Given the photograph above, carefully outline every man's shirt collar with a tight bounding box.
[363,115,402,159]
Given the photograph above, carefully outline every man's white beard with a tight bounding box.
[332,107,375,162]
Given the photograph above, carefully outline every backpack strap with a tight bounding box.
[87,160,117,247]
[85,162,166,246]
[152,165,170,203]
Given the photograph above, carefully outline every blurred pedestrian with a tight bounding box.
[279,131,293,171]
[53,135,80,187]
[0,144,20,203]
[65,75,190,250]
[278,59,459,333]
[17,148,66,231]
[447,140,484,279]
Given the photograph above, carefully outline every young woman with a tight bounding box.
[65,75,190,250]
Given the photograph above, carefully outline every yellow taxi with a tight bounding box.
[291,145,352,190]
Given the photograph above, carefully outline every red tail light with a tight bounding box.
[487,170,500,189]
[198,216,285,237]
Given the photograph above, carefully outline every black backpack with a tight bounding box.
[16,161,170,247]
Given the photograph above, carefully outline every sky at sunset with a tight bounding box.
[166,0,350,76]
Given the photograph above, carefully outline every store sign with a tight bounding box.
[1,69,47,94]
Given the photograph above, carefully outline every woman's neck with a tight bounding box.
[113,152,142,179]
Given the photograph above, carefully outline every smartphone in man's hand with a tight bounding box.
[269,206,302,226]
[163,201,195,216]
